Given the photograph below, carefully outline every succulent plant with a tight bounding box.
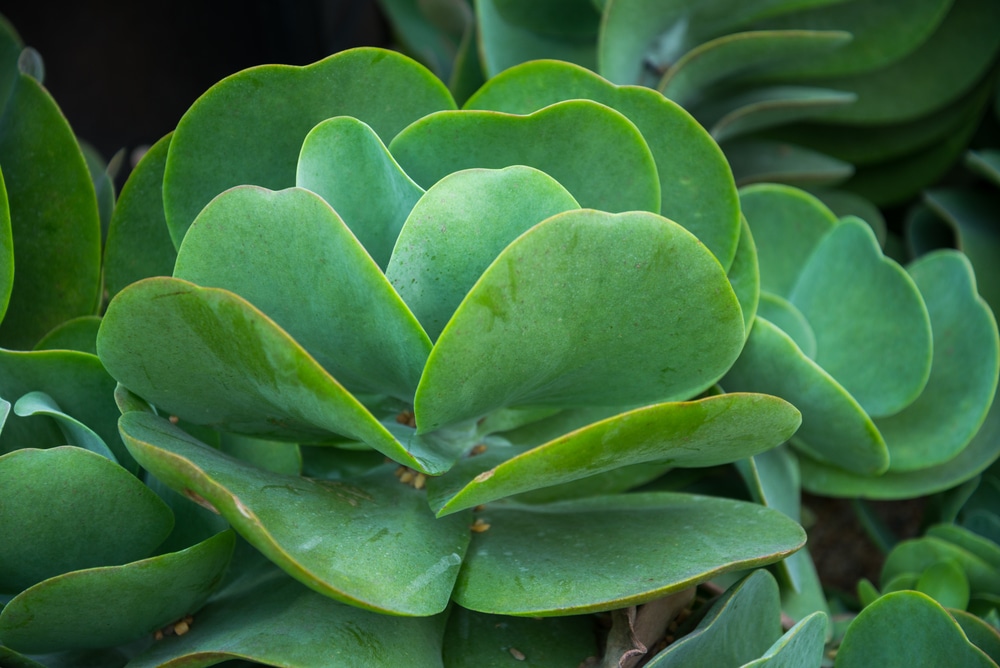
[379,0,1000,202]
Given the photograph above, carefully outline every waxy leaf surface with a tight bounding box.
[389,99,660,215]
[728,215,760,335]
[415,209,745,431]
[296,116,424,269]
[13,392,116,462]
[163,47,455,244]
[387,166,579,340]
[742,612,828,668]
[432,393,801,516]
[33,316,101,356]
[119,412,471,615]
[453,493,805,615]
[97,277,456,473]
[0,531,234,654]
[0,446,172,593]
[175,186,431,402]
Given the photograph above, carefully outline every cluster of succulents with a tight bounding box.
[2,3,1000,666]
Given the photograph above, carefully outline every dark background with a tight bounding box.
[3,0,393,182]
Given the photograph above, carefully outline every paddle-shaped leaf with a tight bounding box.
[174,185,431,402]
[0,166,11,322]
[119,412,471,615]
[0,531,234,654]
[431,393,800,516]
[464,59,740,268]
[12,391,116,461]
[98,277,459,473]
[414,209,745,432]
[0,446,172,593]
[296,116,424,269]
[386,166,579,340]
[453,493,805,615]
[163,47,455,245]
[389,99,660,215]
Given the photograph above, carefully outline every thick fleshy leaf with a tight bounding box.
[414,209,745,432]
[927,524,1000,571]
[834,591,996,667]
[698,86,857,143]
[812,189,886,246]
[376,0,468,80]
[0,446,172,593]
[0,73,101,348]
[789,217,932,418]
[598,0,851,85]
[453,493,805,615]
[33,316,100,355]
[432,393,801,516]
[917,559,971,610]
[0,349,125,465]
[443,606,597,667]
[0,531,234,654]
[800,385,1000,498]
[102,133,176,297]
[476,0,597,77]
[97,277,454,473]
[874,251,998,471]
[882,537,1000,597]
[741,611,828,668]
[658,30,852,106]
[12,392,116,461]
[464,59,741,268]
[739,184,838,298]
[492,0,600,37]
[729,215,760,335]
[387,167,579,340]
[129,561,448,667]
[726,138,854,188]
[815,0,1000,125]
[219,432,301,476]
[174,186,431,401]
[163,48,455,244]
[0,15,22,108]
[119,412,471,615]
[0,166,11,322]
[756,292,816,358]
[746,0,951,77]
[389,100,660,215]
[296,116,424,269]
[952,609,1000,665]
[723,318,888,475]
[645,570,782,667]
[967,150,1000,187]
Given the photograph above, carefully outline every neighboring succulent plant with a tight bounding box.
[379,0,1000,202]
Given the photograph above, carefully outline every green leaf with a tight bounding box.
[882,537,1000,597]
[815,0,1000,125]
[12,391,116,462]
[967,150,1000,187]
[698,86,857,143]
[0,531,234,654]
[788,217,932,418]
[432,393,801,516]
[389,99,660,215]
[917,560,971,610]
[0,166,11,323]
[729,215,760,335]
[464,59,741,269]
[102,133,177,298]
[811,189,886,246]
[874,251,998,471]
[33,316,100,355]
[97,277,453,473]
[756,292,816,358]
[726,138,853,189]
[443,606,597,667]
[296,116,424,269]
[0,446,173,593]
[951,608,1000,665]
[162,48,455,245]
[834,591,996,667]
[723,317,888,476]
[0,349,125,466]
[387,166,579,340]
[492,0,600,37]
[741,611,828,668]
[119,412,471,615]
[174,185,431,402]
[453,494,805,615]
[0,15,23,108]
[414,209,745,432]
[219,432,301,477]
[476,0,597,77]
[645,570,783,667]
[658,30,853,106]
[0,73,101,348]
[740,183,838,298]
[926,524,1000,571]
[127,559,448,668]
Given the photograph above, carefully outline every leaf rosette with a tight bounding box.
[95,47,806,619]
